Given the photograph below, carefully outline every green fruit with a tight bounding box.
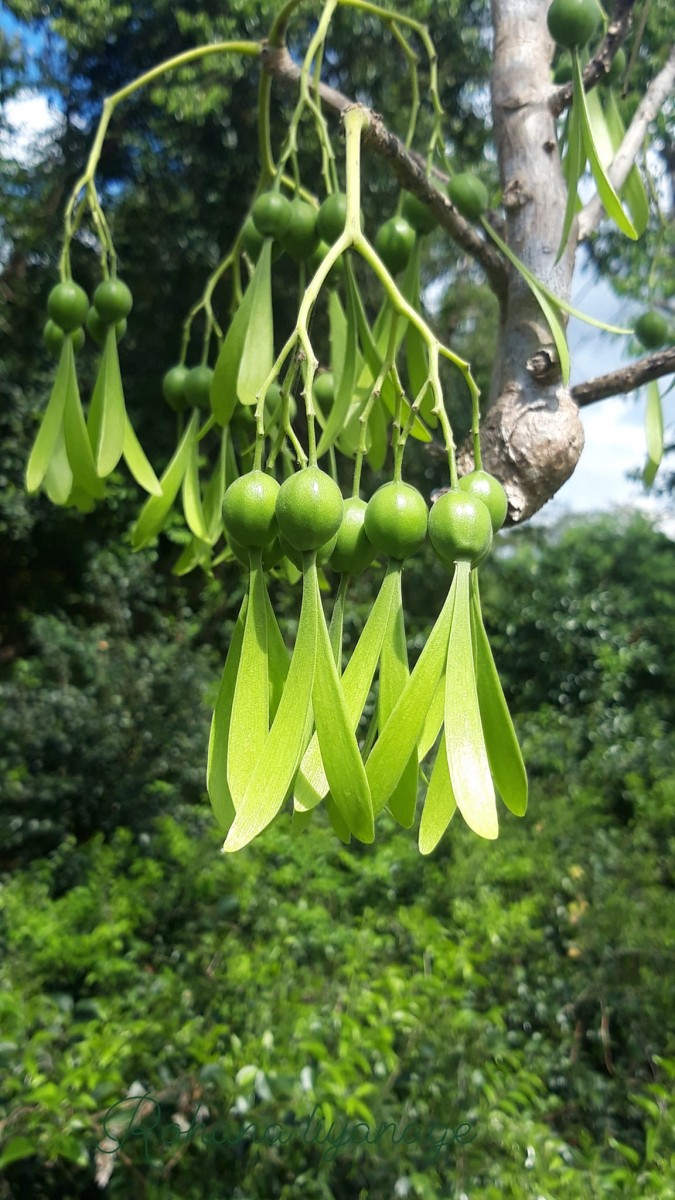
[547,0,600,50]
[162,365,190,413]
[251,192,293,239]
[93,278,133,323]
[401,191,437,235]
[316,193,348,243]
[223,471,280,549]
[634,310,669,350]
[279,530,338,570]
[458,470,508,532]
[275,467,344,553]
[43,320,85,355]
[329,497,374,575]
[429,491,493,566]
[47,281,89,332]
[602,47,626,86]
[86,307,127,347]
[313,372,335,409]
[241,215,265,261]
[447,173,489,221]
[553,53,573,83]
[281,199,319,261]
[264,382,283,422]
[364,482,428,561]
[183,365,214,410]
[375,216,416,275]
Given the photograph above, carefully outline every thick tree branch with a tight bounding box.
[572,347,675,406]
[550,0,636,117]
[578,46,675,239]
[260,42,508,298]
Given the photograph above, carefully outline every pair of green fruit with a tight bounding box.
[162,363,214,413]
[222,466,508,574]
[44,277,133,354]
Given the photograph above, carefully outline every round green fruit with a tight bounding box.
[375,216,416,275]
[401,191,437,235]
[93,277,133,323]
[223,471,280,549]
[47,281,89,332]
[429,491,493,566]
[447,173,489,221]
[241,215,265,261]
[316,192,347,244]
[183,365,214,410]
[162,365,190,412]
[281,199,319,261]
[329,497,374,575]
[547,0,600,50]
[313,372,335,410]
[275,467,344,553]
[634,310,669,350]
[251,192,293,239]
[458,470,508,532]
[553,53,573,83]
[364,482,428,561]
[86,307,127,347]
[602,47,626,86]
[43,320,85,355]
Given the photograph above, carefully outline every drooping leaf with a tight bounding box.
[556,72,585,262]
[365,395,389,470]
[88,324,126,477]
[445,562,498,840]
[43,423,73,507]
[604,88,649,237]
[207,596,247,832]
[265,586,290,721]
[227,552,269,806]
[643,380,664,488]
[418,673,444,761]
[574,50,637,242]
[328,290,348,394]
[211,267,258,425]
[61,340,105,498]
[223,554,319,852]
[419,731,456,855]
[181,433,211,543]
[326,796,351,843]
[172,536,213,576]
[25,338,70,494]
[378,568,418,827]
[122,415,162,496]
[316,260,359,457]
[470,573,527,817]
[131,410,199,550]
[237,239,275,406]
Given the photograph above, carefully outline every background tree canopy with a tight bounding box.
[1,0,674,1196]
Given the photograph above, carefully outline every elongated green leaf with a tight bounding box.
[366,395,389,470]
[25,339,70,494]
[445,562,498,840]
[237,239,274,406]
[43,422,73,506]
[88,325,126,476]
[556,74,585,263]
[293,563,400,811]
[378,569,417,827]
[131,410,198,549]
[604,89,649,236]
[227,552,269,805]
[643,380,664,488]
[316,261,359,457]
[470,573,527,817]
[211,274,257,426]
[173,536,213,576]
[122,415,162,496]
[291,807,314,836]
[329,290,348,395]
[223,555,319,852]
[574,51,637,241]
[419,732,456,855]
[326,795,351,843]
[181,434,210,542]
[207,596,247,832]
[62,340,105,498]
[312,567,374,842]
[329,575,348,667]
[265,586,290,721]
[418,673,444,761]
[529,282,571,385]
[367,576,457,815]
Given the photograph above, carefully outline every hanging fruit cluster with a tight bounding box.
[25,0,664,854]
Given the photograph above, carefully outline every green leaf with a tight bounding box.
[211,273,257,426]
[61,339,105,498]
[329,290,348,394]
[311,567,374,842]
[445,562,498,840]
[293,563,400,812]
[237,239,274,406]
[316,260,359,457]
[227,552,269,806]
[419,732,456,855]
[207,596,248,832]
[87,324,126,476]
[378,568,417,827]
[556,74,585,263]
[223,554,319,852]
[181,433,211,542]
[574,50,637,241]
[43,423,73,506]
[329,576,348,667]
[265,586,290,721]
[25,338,70,494]
[131,410,198,549]
[326,796,351,843]
[418,673,444,761]
[122,415,162,496]
[366,395,388,470]
[172,536,213,576]
[604,89,649,236]
[0,1137,37,1171]
[470,573,527,817]
[643,380,664,488]
[366,576,457,816]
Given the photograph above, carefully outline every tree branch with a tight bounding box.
[571,347,675,407]
[550,0,636,117]
[577,45,675,240]
[260,42,508,299]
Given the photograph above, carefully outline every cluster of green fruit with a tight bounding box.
[209,461,527,854]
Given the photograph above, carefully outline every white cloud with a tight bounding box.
[0,89,64,165]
